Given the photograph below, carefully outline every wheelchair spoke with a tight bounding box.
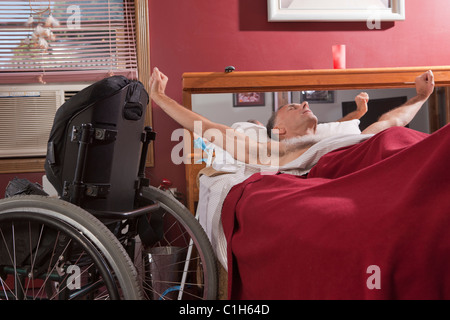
[135,190,216,300]
[0,211,125,300]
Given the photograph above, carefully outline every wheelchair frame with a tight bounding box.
[0,84,217,300]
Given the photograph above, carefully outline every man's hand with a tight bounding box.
[337,92,369,122]
[149,67,169,102]
[415,70,435,100]
[355,92,369,116]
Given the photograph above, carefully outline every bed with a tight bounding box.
[182,66,450,299]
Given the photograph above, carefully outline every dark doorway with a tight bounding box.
[342,96,408,131]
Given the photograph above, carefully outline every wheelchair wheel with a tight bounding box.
[136,186,217,300]
[0,195,142,300]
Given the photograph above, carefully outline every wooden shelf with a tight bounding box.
[183,66,450,93]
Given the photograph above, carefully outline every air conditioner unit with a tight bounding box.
[0,83,91,158]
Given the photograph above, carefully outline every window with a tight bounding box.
[0,0,139,84]
[0,0,152,172]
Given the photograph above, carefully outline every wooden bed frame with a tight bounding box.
[182,66,450,214]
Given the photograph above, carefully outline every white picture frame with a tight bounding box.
[268,0,405,22]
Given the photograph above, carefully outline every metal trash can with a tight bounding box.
[144,246,188,300]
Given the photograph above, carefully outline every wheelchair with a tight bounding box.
[0,76,217,300]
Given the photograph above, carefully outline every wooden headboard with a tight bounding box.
[182,66,450,213]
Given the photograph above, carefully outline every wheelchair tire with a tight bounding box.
[138,186,218,300]
[0,195,143,300]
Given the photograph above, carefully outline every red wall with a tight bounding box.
[1,0,450,197]
[146,0,450,193]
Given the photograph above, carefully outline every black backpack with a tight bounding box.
[44,75,149,213]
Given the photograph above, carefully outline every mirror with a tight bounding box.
[182,67,450,212]
[192,87,431,134]
[183,67,450,135]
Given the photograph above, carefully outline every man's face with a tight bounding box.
[274,102,318,138]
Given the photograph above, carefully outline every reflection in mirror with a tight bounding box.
[192,87,431,134]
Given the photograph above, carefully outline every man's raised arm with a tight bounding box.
[149,67,279,165]
[362,70,435,135]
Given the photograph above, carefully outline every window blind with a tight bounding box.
[0,0,138,84]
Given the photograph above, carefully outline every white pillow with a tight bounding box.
[232,119,361,139]
[231,122,268,142]
[315,119,361,136]
[211,120,361,172]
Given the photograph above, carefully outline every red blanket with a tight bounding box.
[222,125,450,299]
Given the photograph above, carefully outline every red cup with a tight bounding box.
[332,45,346,69]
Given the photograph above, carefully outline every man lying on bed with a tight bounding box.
[149,67,434,167]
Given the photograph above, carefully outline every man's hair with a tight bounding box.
[266,111,278,139]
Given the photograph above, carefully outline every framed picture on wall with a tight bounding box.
[301,90,334,104]
[268,0,405,22]
[233,92,265,107]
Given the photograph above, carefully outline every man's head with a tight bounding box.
[266,102,318,140]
